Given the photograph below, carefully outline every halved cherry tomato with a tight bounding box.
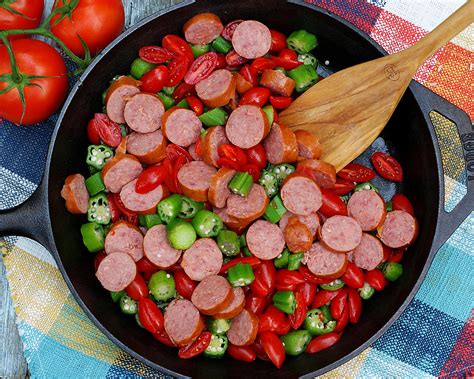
[244,144,267,170]
[126,273,148,301]
[93,251,107,272]
[382,244,393,262]
[87,118,101,144]
[246,294,267,315]
[365,269,386,291]
[389,248,405,263]
[341,262,364,289]
[330,287,348,320]
[135,164,168,194]
[240,65,258,87]
[249,260,276,297]
[136,257,159,274]
[220,256,261,274]
[107,193,122,222]
[269,30,287,53]
[271,56,302,70]
[298,265,333,285]
[172,82,196,102]
[194,135,203,157]
[227,344,256,363]
[226,50,248,66]
[178,332,212,359]
[215,53,227,69]
[319,189,348,217]
[312,288,341,309]
[174,270,197,300]
[278,48,298,61]
[166,56,190,87]
[162,34,194,62]
[91,113,122,147]
[333,305,349,333]
[239,87,271,107]
[259,332,286,368]
[252,338,270,361]
[111,193,137,217]
[138,298,163,334]
[337,163,376,182]
[306,332,340,353]
[250,57,276,73]
[347,288,362,324]
[171,155,187,194]
[258,306,291,335]
[221,19,243,41]
[166,144,193,162]
[371,152,403,182]
[242,164,261,182]
[218,144,248,168]
[141,65,169,93]
[186,95,204,116]
[288,292,307,329]
[391,193,414,215]
[275,269,305,291]
[269,96,293,110]
[184,52,218,85]
[217,157,240,171]
[153,329,177,348]
[332,177,355,196]
[139,45,174,64]
[296,282,317,307]
[162,158,177,193]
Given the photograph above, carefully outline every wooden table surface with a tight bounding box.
[0,1,180,377]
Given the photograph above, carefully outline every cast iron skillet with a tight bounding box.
[1,0,473,377]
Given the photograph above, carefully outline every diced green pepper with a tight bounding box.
[85,172,106,196]
[192,209,223,237]
[211,36,232,54]
[157,92,175,109]
[297,52,318,68]
[148,271,175,301]
[130,58,155,79]
[110,290,125,303]
[228,263,255,287]
[354,181,380,193]
[286,30,318,54]
[80,222,105,253]
[304,308,336,336]
[273,290,296,314]
[264,195,287,224]
[119,295,138,315]
[259,169,279,198]
[228,172,253,197]
[288,252,304,271]
[166,219,196,250]
[86,145,113,170]
[269,163,295,184]
[280,330,312,356]
[157,194,183,224]
[382,262,403,282]
[262,105,275,126]
[217,229,240,257]
[199,107,227,127]
[207,318,231,335]
[204,334,228,358]
[178,196,204,219]
[274,248,290,269]
[190,43,210,58]
[138,214,162,229]
[288,64,319,93]
[176,98,189,109]
[320,279,345,291]
[359,282,375,300]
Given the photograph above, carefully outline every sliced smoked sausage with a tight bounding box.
[232,20,271,59]
[123,93,165,133]
[164,299,204,347]
[213,207,248,234]
[162,108,202,147]
[296,159,336,189]
[208,167,236,208]
[181,238,223,281]
[260,69,295,97]
[279,211,320,239]
[101,154,143,194]
[177,161,217,202]
[213,287,246,319]
[120,179,167,214]
[226,184,269,224]
[191,275,234,315]
[126,130,167,165]
[284,216,313,253]
[227,309,258,346]
[188,143,202,161]
[246,220,285,260]
[319,215,362,253]
[294,130,322,161]
[143,225,182,268]
[96,252,137,292]
[280,174,322,216]
[104,220,144,261]
[352,233,384,270]
[105,76,141,124]
[225,105,270,149]
[202,125,230,167]
[263,123,298,164]
[196,69,236,108]
[183,13,224,45]
[61,174,89,214]
[302,242,347,280]
[380,210,418,249]
[347,190,386,231]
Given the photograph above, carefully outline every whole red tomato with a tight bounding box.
[50,0,124,57]
[0,0,44,36]
[0,39,68,125]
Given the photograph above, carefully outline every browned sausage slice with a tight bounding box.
[164,299,204,347]
[225,105,270,149]
[232,20,271,59]
[302,242,347,280]
[226,184,269,224]
[120,180,167,214]
[96,252,137,291]
[380,210,418,248]
[208,168,236,208]
[213,287,245,320]
[143,225,182,268]
[196,69,236,108]
[263,123,298,164]
[61,174,89,214]
[213,207,248,234]
[123,93,164,133]
[260,69,295,97]
[319,215,362,253]
[227,309,258,346]
[279,211,320,239]
[191,275,234,315]
[183,13,224,44]
[280,174,322,216]
[296,159,336,189]
[177,161,217,202]
[246,220,285,260]
[101,154,143,194]
[202,125,229,167]
[162,108,202,147]
[347,190,387,231]
[352,233,384,270]
[126,130,167,165]
[105,76,141,124]
[294,130,322,161]
[104,221,144,261]
[181,238,223,281]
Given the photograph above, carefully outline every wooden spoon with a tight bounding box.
[279,0,473,172]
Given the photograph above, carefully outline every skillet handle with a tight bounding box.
[0,176,56,255]
[409,81,474,252]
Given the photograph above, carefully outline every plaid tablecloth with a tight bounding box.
[1,0,473,377]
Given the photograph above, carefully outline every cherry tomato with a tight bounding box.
[245,294,267,315]
[87,119,101,144]
[162,34,194,62]
[259,332,286,368]
[278,48,298,61]
[136,257,159,274]
[0,0,43,37]
[271,56,302,70]
[312,289,341,309]
[153,329,177,348]
[227,344,256,362]
[50,0,124,57]
[171,155,187,194]
[220,256,261,274]
[138,298,164,334]
[252,338,270,361]
[178,332,212,359]
[250,57,276,73]
[218,144,248,167]
[269,30,287,53]
[239,87,271,108]
[333,305,349,333]
[167,56,190,87]
[215,53,227,69]
[141,65,169,93]
[111,193,137,217]
[166,144,192,163]
[242,164,261,182]
[275,269,305,291]
[332,178,355,196]
[298,265,333,285]
[365,269,387,291]
[107,194,122,222]
[389,248,405,263]
[139,46,174,64]
[244,144,267,170]
[240,65,258,87]
[186,95,204,116]
[371,152,403,182]
[319,188,348,217]
[337,163,376,182]
[296,282,317,307]
[174,270,197,300]
[184,52,218,85]
[171,82,196,102]
[162,158,177,193]
[226,50,248,66]
[305,332,340,354]
[391,194,414,216]
[194,135,203,157]
[330,288,348,320]
[221,19,243,41]
[341,262,364,289]
[90,113,122,147]
[347,288,362,324]
[288,292,307,329]
[126,273,148,301]
[249,260,276,297]
[269,96,293,110]
[135,165,168,194]
[258,306,291,335]
[93,251,107,272]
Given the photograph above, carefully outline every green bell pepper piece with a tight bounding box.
[190,43,210,58]
[199,107,227,127]
[211,36,232,54]
[130,58,155,79]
